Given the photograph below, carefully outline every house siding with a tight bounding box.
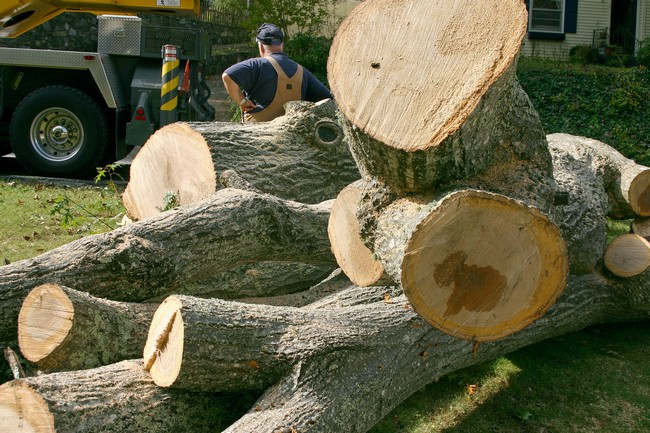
[520,0,611,59]
[643,0,650,42]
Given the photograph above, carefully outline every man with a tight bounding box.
[222,23,332,122]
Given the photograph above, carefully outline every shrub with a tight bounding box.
[569,45,600,65]
[285,33,332,85]
[517,58,650,166]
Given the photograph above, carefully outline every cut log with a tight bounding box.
[123,99,360,220]
[328,182,387,286]
[0,189,336,347]
[546,133,650,219]
[371,189,568,341]
[136,267,650,432]
[18,283,156,372]
[546,134,611,275]
[328,0,555,208]
[121,124,217,221]
[0,360,246,433]
[604,234,650,277]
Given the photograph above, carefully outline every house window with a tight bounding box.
[529,0,565,33]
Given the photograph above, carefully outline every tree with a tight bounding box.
[213,0,342,37]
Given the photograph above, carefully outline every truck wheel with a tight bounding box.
[10,86,108,177]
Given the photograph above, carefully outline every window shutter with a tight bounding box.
[564,0,578,33]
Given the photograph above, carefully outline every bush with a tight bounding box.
[285,33,332,85]
[569,45,600,65]
[517,58,650,166]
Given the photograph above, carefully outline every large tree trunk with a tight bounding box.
[0,189,336,347]
[546,133,650,219]
[122,99,360,220]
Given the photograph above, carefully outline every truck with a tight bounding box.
[0,0,215,176]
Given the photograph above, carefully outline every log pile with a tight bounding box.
[1,1,649,432]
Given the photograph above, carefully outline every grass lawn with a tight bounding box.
[1,178,648,432]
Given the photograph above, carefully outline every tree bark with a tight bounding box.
[18,283,156,372]
[123,99,360,220]
[546,133,650,219]
[0,189,336,347]
[0,360,244,433]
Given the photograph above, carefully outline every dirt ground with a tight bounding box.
[206,74,233,122]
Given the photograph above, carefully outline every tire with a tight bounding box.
[10,85,108,177]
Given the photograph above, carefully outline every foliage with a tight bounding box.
[568,45,600,65]
[212,0,340,38]
[517,57,650,166]
[157,190,181,212]
[284,33,332,83]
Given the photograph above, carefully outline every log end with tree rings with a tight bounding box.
[18,283,74,364]
[604,234,650,278]
[313,120,344,151]
[328,183,385,286]
[328,0,527,151]
[122,123,217,221]
[143,296,184,387]
[401,190,568,341]
[0,380,56,433]
[629,169,650,216]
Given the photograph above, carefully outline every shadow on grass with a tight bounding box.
[370,321,650,433]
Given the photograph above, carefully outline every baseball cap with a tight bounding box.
[256,23,284,45]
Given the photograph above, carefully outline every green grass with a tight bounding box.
[0,179,126,263]
[370,323,650,433]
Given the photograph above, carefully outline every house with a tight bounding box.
[521,0,650,59]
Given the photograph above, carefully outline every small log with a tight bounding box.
[328,182,388,286]
[604,234,650,277]
[123,99,360,220]
[0,189,336,346]
[18,283,156,372]
[0,360,242,433]
[143,295,293,391]
[546,133,650,219]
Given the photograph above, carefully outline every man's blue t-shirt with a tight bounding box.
[224,52,332,111]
